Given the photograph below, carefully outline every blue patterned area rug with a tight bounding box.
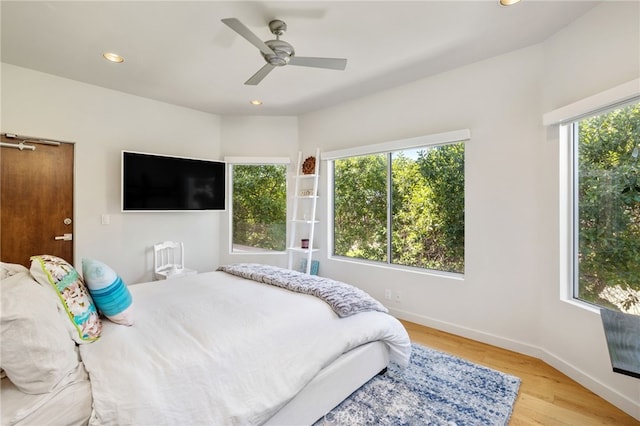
[315,343,521,426]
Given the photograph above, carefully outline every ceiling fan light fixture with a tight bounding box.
[499,0,521,6]
[103,52,124,63]
[250,100,263,106]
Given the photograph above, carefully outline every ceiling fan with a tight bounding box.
[221,18,348,85]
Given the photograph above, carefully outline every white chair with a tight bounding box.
[153,241,197,280]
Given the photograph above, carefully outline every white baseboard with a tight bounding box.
[389,307,640,422]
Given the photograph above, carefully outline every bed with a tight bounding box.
[1,259,411,425]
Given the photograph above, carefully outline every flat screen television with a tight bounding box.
[121,150,225,211]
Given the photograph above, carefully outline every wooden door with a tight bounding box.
[1,135,74,267]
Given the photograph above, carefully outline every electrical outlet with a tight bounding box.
[384,289,392,300]
[394,292,402,303]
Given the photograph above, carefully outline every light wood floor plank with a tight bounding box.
[401,320,639,425]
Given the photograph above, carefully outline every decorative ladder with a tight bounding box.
[287,149,320,274]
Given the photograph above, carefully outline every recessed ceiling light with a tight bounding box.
[103,52,124,63]
[499,0,521,5]
[250,100,263,106]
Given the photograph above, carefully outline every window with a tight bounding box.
[571,100,640,315]
[229,160,288,253]
[328,131,467,274]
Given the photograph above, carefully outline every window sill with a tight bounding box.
[230,248,287,255]
[329,255,464,281]
[560,297,601,315]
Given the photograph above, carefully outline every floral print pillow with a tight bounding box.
[30,255,102,343]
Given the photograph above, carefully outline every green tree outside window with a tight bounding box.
[232,164,287,252]
[333,142,465,274]
[576,101,640,314]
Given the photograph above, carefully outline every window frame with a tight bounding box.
[322,129,470,277]
[543,78,640,313]
[225,156,290,255]
[569,101,640,313]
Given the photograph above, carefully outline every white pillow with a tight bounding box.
[0,271,79,394]
[82,258,134,326]
[0,262,28,280]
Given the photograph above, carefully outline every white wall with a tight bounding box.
[300,41,546,355]
[538,1,640,419]
[1,64,223,283]
[299,1,639,419]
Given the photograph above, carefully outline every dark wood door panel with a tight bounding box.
[1,136,74,267]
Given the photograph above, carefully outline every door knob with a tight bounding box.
[63,218,72,225]
[54,233,73,241]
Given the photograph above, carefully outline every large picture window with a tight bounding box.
[230,162,287,253]
[330,136,466,274]
[572,101,640,315]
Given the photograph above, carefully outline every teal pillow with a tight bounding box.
[82,259,134,326]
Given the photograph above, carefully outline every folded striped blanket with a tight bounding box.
[217,263,388,318]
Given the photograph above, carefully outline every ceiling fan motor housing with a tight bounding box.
[262,39,294,66]
[268,20,287,36]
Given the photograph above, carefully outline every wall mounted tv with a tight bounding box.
[121,150,226,212]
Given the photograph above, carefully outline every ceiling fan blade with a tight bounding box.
[289,56,347,70]
[245,64,276,85]
[221,18,274,56]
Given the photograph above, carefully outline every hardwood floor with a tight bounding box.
[401,320,639,425]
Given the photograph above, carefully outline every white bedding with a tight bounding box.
[80,270,411,425]
[1,365,91,426]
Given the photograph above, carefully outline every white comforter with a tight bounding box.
[79,271,411,425]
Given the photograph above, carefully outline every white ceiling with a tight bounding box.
[1,1,598,116]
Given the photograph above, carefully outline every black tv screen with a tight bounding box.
[122,151,225,211]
